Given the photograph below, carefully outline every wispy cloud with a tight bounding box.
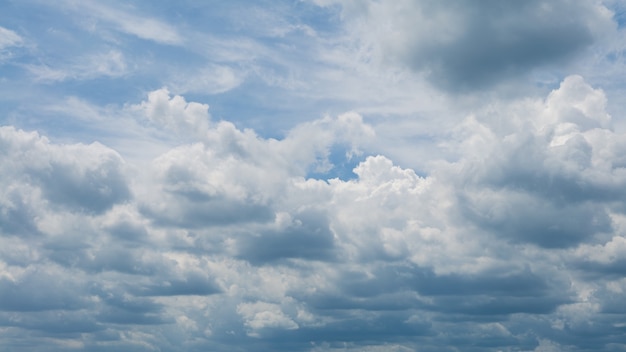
[0,26,23,50]
[60,0,183,45]
[24,50,128,82]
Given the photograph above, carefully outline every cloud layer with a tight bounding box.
[2,1,626,351]
[2,75,626,351]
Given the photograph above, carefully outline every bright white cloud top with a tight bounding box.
[1,1,626,351]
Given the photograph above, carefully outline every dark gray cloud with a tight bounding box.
[0,271,86,312]
[35,156,131,214]
[0,188,41,237]
[331,0,613,92]
[132,272,222,297]
[46,243,162,275]
[0,311,103,334]
[105,220,149,243]
[307,263,569,318]
[141,195,275,229]
[411,0,601,91]
[576,258,626,277]
[91,286,169,325]
[235,210,336,265]
[428,295,566,316]
[459,191,612,248]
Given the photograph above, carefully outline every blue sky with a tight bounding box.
[2,0,626,351]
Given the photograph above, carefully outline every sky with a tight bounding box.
[1,0,626,351]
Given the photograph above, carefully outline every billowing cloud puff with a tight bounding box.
[133,88,212,139]
[0,126,131,215]
[449,76,626,248]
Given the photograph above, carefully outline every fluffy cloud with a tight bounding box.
[2,76,626,351]
[450,76,626,249]
[0,126,131,215]
[134,88,212,139]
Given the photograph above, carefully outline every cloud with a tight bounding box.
[25,50,128,82]
[63,0,183,45]
[0,26,25,65]
[237,301,299,337]
[235,210,337,265]
[0,26,23,51]
[2,75,626,350]
[169,64,247,95]
[132,87,211,139]
[0,126,131,218]
[4,0,626,349]
[447,75,626,248]
[315,0,615,91]
[573,236,626,276]
[132,272,221,297]
[0,268,87,312]
[133,90,375,232]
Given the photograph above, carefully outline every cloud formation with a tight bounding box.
[2,75,626,350]
[316,0,615,91]
[2,1,626,351]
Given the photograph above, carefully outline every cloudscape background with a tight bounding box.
[2,0,626,351]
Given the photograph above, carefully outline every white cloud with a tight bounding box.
[442,75,626,249]
[237,301,299,336]
[0,126,131,215]
[3,57,626,351]
[132,90,375,232]
[0,26,24,64]
[0,26,23,50]
[543,75,612,130]
[169,64,246,95]
[66,0,183,45]
[133,88,211,139]
[25,50,128,82]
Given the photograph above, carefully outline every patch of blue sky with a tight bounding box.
[306,142,365,181]
[606,1,626,27]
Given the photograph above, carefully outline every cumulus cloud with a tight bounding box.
[2,75,626,350]
[0,126,131,215]
[237,301,299,336]
[132,88,211,139]
[448,76,626,248]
